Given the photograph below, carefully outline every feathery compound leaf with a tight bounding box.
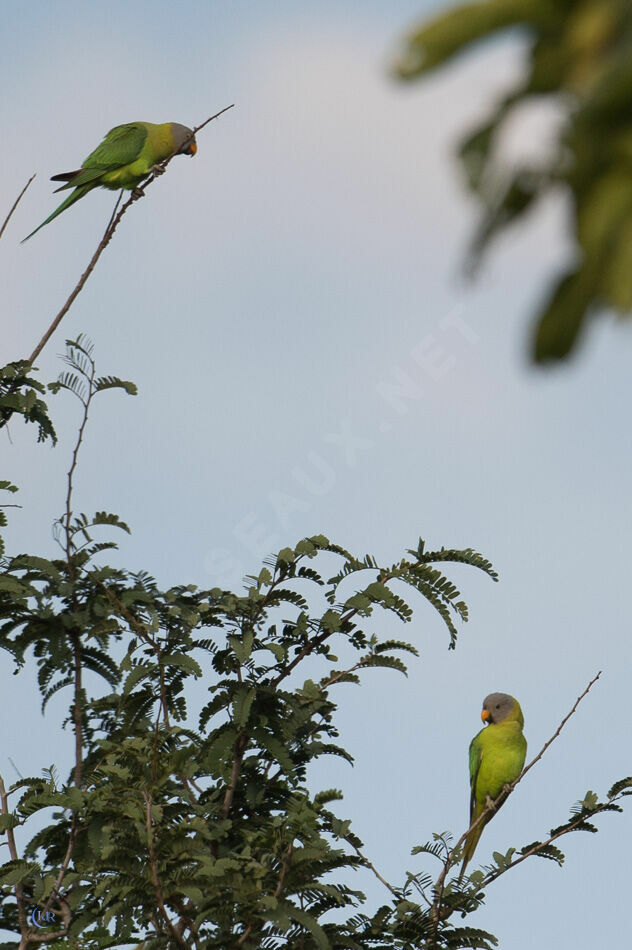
[443,925,499,949]
[258,731,296,774]
[9,554,62,581]
[50,371,87,402]
[228,630,254,663]
[232,686,256,727]
[359,654,409,676]
[90,511,131,534]
[314,789,344,806]
[122,662,156,696]
[411,839,447,861]
[1,362,56,443]
[81,647,121,686]
[94,375,137,395]
[608,777,632,798]
[161,653,203,677]
[374,639,419,656]
[529,843,565,865]
[41,674,74,712]
[280,903,330,950]
[570,790,599,816]
[412,543,498,581]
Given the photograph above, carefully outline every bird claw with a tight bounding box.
[149,164,166,176]
[485,785,512,813]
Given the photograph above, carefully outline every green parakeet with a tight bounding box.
[23,121,197,241]
[460,692,527,878]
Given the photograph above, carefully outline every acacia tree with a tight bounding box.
[1,127,630,949]
[395,0,632,363]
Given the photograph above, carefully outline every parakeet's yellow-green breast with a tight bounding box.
[460,692,527,878]
[23,121,197,241]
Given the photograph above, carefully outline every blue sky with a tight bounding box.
[2,1,631,947]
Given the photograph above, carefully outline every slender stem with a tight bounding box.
[483,798,616,884]
[345,836,398,897]
[63,350,97,791]
[515,671,602,785]
[0,175,35,242]
[64,351,96,577]
[71,633,84,788]
[0,775,27,938]
[219,731,248,820]
[91,575,156,649]
[104,189,124,232]
[235,843,294,947]
[40,825,77,920]
[144,791,189,948]
[271,570,393,689]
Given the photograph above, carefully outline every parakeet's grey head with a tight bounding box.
[171,123,197,156]
[481,692,519,725]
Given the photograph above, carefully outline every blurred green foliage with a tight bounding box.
[396,0,632,362]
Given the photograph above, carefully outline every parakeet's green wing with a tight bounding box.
[84,123,148,168]
[52,124,150,192]
[468,736,483,820]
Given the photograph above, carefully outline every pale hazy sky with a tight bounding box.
[2,2,631,947]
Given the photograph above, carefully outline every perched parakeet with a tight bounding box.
[460,692,527,878]
[23,121,197,241]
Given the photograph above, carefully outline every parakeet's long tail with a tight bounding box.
[22,185,92,243]
[50,169,82,185]
[458,821,485,881]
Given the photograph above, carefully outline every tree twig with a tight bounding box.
[270,570,393,689]
[345,836,399,898]
[515,670,602,787]
[0,775,28,939]
[219,731,248,820]
[0,175,35,242]
[39,823,77,927]
[143,791,189,949]
[483,797,616,885]
[235,842,295,947]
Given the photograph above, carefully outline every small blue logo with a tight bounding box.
[30,908,56,929]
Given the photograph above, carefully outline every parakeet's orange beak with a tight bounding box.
[481,708,491,723]
[187,142,197,156]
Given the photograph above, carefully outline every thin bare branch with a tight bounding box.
[0,175,35,242]
[345,836,399,898]
[516,670,602,785]
[483,797,616,885]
